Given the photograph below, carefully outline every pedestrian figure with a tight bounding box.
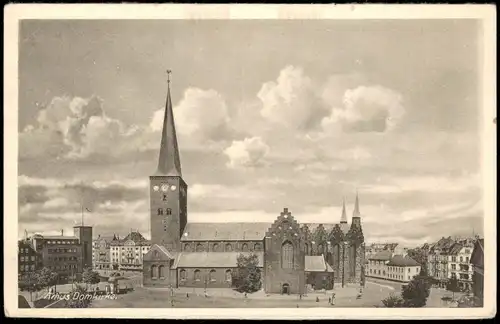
[296,304,299,308]
[244,292,247,298]
[186,293,189,298]
[329,297,332,305]
[299,294,302,300]
[316,296,319,303]
[171,299,174,307]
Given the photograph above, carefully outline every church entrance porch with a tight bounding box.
[281,283,290,295]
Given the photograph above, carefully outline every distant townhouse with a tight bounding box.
[470,238,484,305]
[447,240,474,291]
[109,231,151,271]
[427,236,454,288]
[92,235,118,270]
[18,240,42,275]
[366,251,421,283]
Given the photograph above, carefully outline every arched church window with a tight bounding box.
[184,243,191,252]
[158,265,165,278]
[304,243,309,255]
[318,244,324,255]
[225,269,232,282]
[242,243,248,252]
[196,243,204,252]
[166,208,172,215]
[254,243,261,251]
[281,241,294,269]
[151,265,157,279]
[209,269,216,281]
[225,243,232,252]
[158,208,163,216]
[212,243,219,252]
[194,269,201,281]
[180,269,186,281]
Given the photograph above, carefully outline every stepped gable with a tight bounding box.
[265,208,301,238]
[300,224,312,241]
[347,220,364,243]
[312,224,329,244]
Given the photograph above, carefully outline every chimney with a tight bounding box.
[61,229,64,236]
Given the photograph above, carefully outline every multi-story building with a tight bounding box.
[366,252,421,283]
[108,231,151,271]
[470,238,484,305]
[28,226,93,283]
[18,239,42,275]
[427,236,455,288]
[365,243,399,260]
[447,240,474,292]
[92,235,117,270]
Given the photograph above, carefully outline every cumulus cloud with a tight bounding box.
[223,136,270,169]
[150,88,232,143]
[322,85,405,133]
[258,65,328,131]
[20,95,152,161]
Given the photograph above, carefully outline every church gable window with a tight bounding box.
[184,243,191,252]
[281,241,294,269]
[225,243,232,252]
[304,243,309,255]
[254,243,261,251]
[166,208,172,215]
[242,243,248,252]
[158,265,165,279]
[151,265,157,279]
[196,243,204,252]
[158,208,163,216]
[212,243,220,252]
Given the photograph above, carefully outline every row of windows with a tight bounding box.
[387,267,416,273]
[109,247,150,250]
[19,256,36,262]
[48,264,78,270]
[20,264,36,271]
[49,256,78,262]
[46,240,78,245]
[19,248,34,254]
[158,208,172,216]
[183,242,262,252]
[388,274,405,280]
[150,267,233,282]
[48,248,77,254]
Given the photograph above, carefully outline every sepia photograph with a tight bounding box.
[4,4,496,319]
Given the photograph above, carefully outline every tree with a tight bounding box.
[82,267,101,289]
[66,285,93,308]
[37,267,58,292]
[401,275,431,307]
[18,272,42,301]
[232,253,262,293]
[446,274,461,301]
[407,248,428,269]
[382,294,405,307]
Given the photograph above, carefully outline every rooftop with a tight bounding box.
[387,254,420,267]
[305,255,334,272]
[173,252,264,268]
[369,250,393,261]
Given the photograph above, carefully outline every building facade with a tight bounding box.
[18,240,42,275]
[447,240,474,291]
[92,235,117,270]
[27,226,92,283]
[366,252,421,283]
[470,238,484,305]
[142,81,365,293]
[107,232,151,271]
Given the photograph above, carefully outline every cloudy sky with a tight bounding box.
[18,19,484,246]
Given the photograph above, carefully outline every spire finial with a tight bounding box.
[166,69,172,85]
[353,191,360,218]
[340,198,347,223]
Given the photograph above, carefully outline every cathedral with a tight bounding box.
[142,79,365,294]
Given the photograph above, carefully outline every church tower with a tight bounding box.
[149,71,188,252]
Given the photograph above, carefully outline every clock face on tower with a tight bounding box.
[153,185,159,192]
[161,184,169,192]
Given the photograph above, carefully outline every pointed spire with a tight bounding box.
[156,70,182,177]
[353,190,360,218]
[340,198,348,223]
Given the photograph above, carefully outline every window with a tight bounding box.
[370,269,372,274]
[194,270,201,281]
[158,208,163,216]
[163,194,168,201]
[184,243,191,252]
[383,270,386,276]
[317,244,324,255]
[466,257,469,263]
[408,268,410,273]
[254,243,261,251]
[166,208,172,215]
[304,243,309,255]
[180,269,186,281]
[225,243,232,252]
[151,265,157,279]
[281,241,294,269]
[225,269,232,282]
[451,264,456,270]
[212,243,219,252]
[158,265,165,278]
[460,257,463,262]
[242,243,248,252]
[196,243,204,252]
[209,269,216,281]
